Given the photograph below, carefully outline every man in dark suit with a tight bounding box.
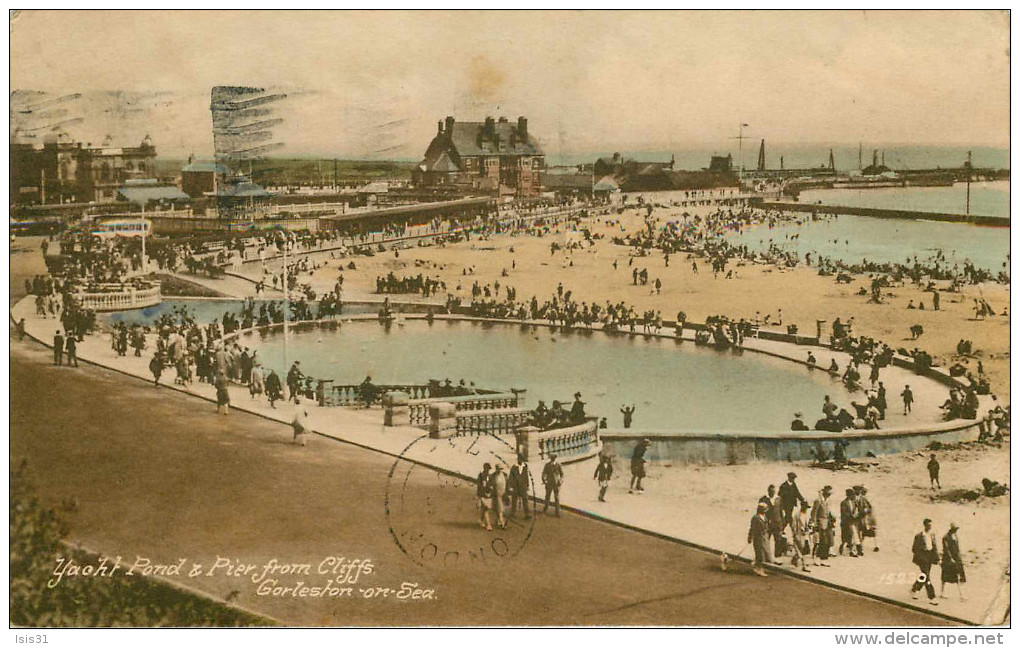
[64,334,78,368]
[748,502,770,577]
[840,488,860,557]
[53,330,64,366]
[541,454,563,517]
[778,472,807,529]
[910,518,940,605]
[508,455,531,519]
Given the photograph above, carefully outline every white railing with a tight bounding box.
[74,283,162,312]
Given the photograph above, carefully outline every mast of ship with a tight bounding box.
[966,150,973,215]
[732,123,750,185]
[858,142,863,170]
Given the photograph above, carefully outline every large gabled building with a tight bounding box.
[413,115,544,197]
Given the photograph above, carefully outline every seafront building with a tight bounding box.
[10,133,158,205]
[413,116,544,197]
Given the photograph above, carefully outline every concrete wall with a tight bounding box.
[601,420,981,465]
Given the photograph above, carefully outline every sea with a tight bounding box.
[635,181,1013,273]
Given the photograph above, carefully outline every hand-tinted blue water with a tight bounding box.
[726,214,1009,273]
[240,319,850,432]
[100,299,375,326]
[798,181,1009,220]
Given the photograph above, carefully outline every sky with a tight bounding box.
[9,10,1011,163]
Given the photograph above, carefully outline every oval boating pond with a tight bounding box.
[238,318,852,432]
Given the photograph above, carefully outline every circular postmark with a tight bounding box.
[385,432,537,569]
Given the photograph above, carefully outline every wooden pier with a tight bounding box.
[762,201,1009,227]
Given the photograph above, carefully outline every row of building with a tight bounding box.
[11,114,742,212]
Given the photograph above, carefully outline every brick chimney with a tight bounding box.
[437,120,444,135]
[484,116,495,136]
[445,116,455,135]
[517,116,528,142]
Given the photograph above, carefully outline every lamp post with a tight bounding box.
[282,231,289,369]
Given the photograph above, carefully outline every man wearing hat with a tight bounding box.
[629,438,650,494]
[779,472,807,529]
[811,485,834,566]
[910,518,940,604]
[541,454,563,517]
[790,412,809,431]
[508,454,531,519]
[839,488,861,557]
[748,502,770,577]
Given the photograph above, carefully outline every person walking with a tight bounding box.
[629,438,650,494]
[508,455,531,519]
[901,385,914,415]
[857,486,879,553]
[249,363,265,399]
[15,318,25,341]
[52,330,64,366]
[265,369,283,408]
[778,472,807,529]
[476,463,494,530]
[64,334,78,368]
[292,398,311,446]
[594,454,613,502]
[763,484,786,559]
[541,454,563,517]
[910,518,940,605]
[214,372,231,415]
[939,523,966,601]
[149,353,163,387]
[748,502,770,577]
[839,488,860,557]
[490,464,508,530]
[927,454,941,490]
[790,501,813,572]
[811,486,834,566]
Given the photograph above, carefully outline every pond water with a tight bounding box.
[239,319,850,432]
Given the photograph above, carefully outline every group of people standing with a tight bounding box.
[747,474,877,577]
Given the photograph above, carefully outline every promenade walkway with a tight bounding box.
[12,292,1003,625]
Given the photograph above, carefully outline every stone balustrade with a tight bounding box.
[426,404,531,439]
[399,391,526,428]
[319,383,433,407]
[515,419,601,464]
[454,408,531,436]
[74,283,162,312]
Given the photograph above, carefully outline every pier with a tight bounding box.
[763,201,1009,227]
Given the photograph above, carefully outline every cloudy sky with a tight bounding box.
[9,10,1010,161]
